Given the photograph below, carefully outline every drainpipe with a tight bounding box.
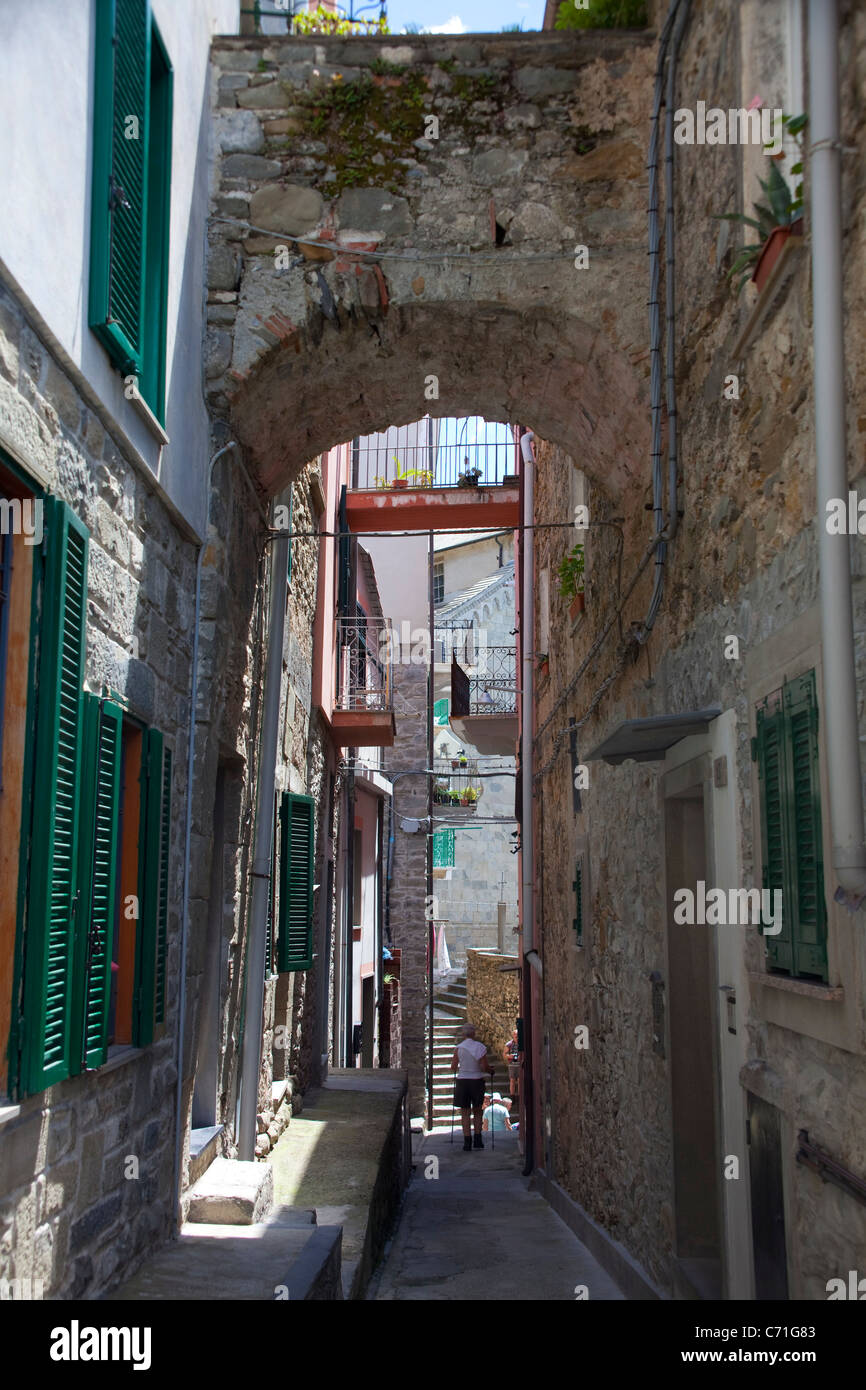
[809,0,866,904]
[519,429,537,1178]
[237,522,291,1159]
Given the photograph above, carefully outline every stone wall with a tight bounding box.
[532,0,866,1299]
[383,664,428,1116]
[206,30,656,497]
[465,950,519,1065]
[0,278,196,1299]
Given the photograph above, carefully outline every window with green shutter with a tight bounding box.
[89,0,172,423]
[16,498,89,1095]
[135,727,172,1044]
[73,696,123,1073]
[753,670,828,982]
[432,828,455,868]
[278,792,315,972]
[572,859,584,946]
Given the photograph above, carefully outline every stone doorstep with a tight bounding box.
[187,1155,274,1226]
[188,1124,224,1187]
[105,1209,341,1302]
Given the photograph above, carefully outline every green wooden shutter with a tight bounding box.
[154,743,172,1023]
[278,792,315,972]
[432,828,454,868]
[73,696,123,1071]
[286,489,294,586]
[572,860,583,945]
[19,498,89,1094]
[755,700,793,972]
[265,791,278,978]
[136,726,167,1044]
[89,0,151,379]
[433,698,450,726]
[784,672,828,980]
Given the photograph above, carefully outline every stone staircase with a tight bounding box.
[430,971,503,1131]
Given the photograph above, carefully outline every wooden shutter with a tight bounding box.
[784,672,828,980]
[277,792,315,972]
[136,726,169,1043]
[432,829,454,868]
[755,700,793,972]
[19,498,89,1094]
[73,696,123,1071]
[265,791,278,977]
[89,0,151,378]
[572,859,583,945]
[154,744,172,1023]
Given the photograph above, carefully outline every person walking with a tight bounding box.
[450,1023,495,1151]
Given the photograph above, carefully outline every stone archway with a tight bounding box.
[206,28,658,499]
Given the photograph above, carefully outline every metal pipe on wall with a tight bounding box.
[809,0,866,903]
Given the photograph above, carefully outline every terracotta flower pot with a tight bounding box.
[392,478,408,489]
[569,593,585,619]
[752,217,803,294]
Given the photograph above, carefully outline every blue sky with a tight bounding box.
[378,0,542,33]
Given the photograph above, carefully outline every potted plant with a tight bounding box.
[716,112,807,294]
[557,543,585,617]
[457,465,483,488]
[461,786,479,807]
[449,789,461,806]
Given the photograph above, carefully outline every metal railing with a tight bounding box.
[452,646,518,716]
[335,616,393,713]
[241,3,386,35]
[432,755,484,806]
[352,417,521,492]
[433,622,475,666]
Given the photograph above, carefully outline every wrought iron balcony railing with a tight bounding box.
[336,616,393,713]
[352,418,521,492]
[452,646,518,716]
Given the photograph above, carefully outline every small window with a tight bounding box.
[433,829,455,868]
[433,563,445,605]
[753,669,828,982]
[89,0,173,422]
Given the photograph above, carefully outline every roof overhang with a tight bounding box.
[585,708,722,766]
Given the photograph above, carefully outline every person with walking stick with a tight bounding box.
[450,1023,495,1151]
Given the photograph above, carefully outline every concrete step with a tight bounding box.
[106,1206,341,1301]
[186,1156,274,1226]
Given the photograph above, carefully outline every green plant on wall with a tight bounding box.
[555,0,648,29]
[715,114,807,292]
[293,6,389,36]
[557,543,585,600]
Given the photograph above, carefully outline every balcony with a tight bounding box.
[345,420,520,534]
[332,616,396,747]
[432,755,484,822]
[449,648,519,755]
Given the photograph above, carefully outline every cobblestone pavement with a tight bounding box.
[369,1128,626,1301]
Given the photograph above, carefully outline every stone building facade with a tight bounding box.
[529,0,866,1301]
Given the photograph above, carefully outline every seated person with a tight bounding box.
[481,1092,513,1133]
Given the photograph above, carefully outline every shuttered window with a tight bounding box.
[73,696,123,1072]
[432,828,455,868]
[277,792,315,972]
[753,670,828,981]
[135,727,171,1045]
[89,0,172,422]
[572,859,583,946]
[18,498,89,1094]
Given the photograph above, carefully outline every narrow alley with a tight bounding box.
[2,0,866,1362]
[370,1130,625,1302]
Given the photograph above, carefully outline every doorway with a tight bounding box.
[665,773,723,1297]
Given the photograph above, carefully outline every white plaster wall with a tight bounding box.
[0,0,237,534]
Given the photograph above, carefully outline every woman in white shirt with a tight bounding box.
[450,1023,495,1151]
